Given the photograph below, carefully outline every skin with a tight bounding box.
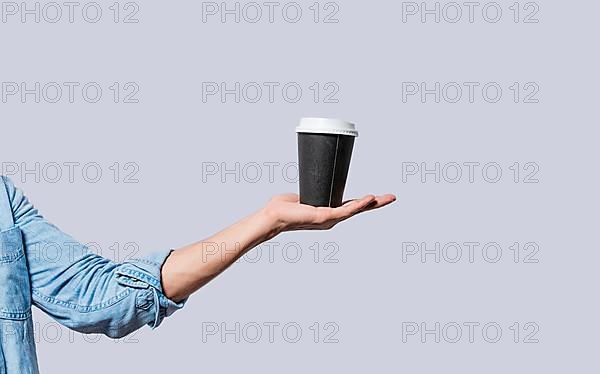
[161,193,397,302]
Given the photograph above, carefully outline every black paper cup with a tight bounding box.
[296,118,359,207]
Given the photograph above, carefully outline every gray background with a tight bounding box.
[1,0,599,372]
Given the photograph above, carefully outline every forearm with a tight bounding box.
[159,192,394,302]
[160,207,282,302]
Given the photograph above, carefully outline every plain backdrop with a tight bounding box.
[1,0,599,372]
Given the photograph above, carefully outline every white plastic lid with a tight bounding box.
[296,118,358,137]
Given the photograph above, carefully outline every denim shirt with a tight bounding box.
[0,176,186,373]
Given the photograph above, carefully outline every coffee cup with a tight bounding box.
[296,118,358,207]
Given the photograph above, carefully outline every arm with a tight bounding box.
[5,175,394,336]
[161,193,396,302]
[3,176,184,338]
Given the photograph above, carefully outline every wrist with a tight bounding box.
[258,206,287,237]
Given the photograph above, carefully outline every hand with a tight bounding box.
[263,193,397,233]
[162,193,395,301]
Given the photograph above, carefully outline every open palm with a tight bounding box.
[265,193,396,232]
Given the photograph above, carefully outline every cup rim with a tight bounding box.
[296,117,359,137]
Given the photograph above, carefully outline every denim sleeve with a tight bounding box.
[2,176,187,338]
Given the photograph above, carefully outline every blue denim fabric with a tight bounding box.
[0,176,186,373]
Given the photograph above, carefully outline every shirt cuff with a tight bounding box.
[115,249,188,329]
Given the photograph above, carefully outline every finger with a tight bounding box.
[337,195,376,218]
[357,194,396,213]
[341,198,356,206]
[341,194,373,207]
